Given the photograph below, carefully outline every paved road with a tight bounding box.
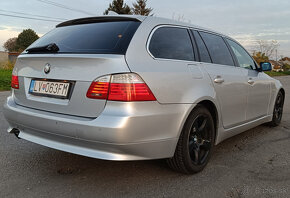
[0,76,290,198]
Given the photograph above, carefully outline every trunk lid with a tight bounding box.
[13,54,130,117]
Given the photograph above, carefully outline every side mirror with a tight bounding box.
[260,62,272,72]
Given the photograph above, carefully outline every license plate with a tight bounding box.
[29,79,71,99]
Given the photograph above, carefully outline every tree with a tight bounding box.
[253,40,279,59]
[104,0,132,15]
[3,37,18,52]
[16,29,39,52]
[252,52,269,65]
[132,0,153,16]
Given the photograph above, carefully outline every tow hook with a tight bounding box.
[10,128,21,139]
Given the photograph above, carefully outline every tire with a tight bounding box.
[269,91,284,127]
[167,105,215,174]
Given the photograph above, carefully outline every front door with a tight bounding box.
[226,38,271,121]
[244,70,271,120]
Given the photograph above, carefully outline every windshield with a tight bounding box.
[26,21,140,54]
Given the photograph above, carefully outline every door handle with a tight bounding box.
[248,78,254,85]
[214,76,224,84]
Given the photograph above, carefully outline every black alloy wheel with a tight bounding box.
[188,115,212,165]
[270,91,284,126]
[167,105,215,174]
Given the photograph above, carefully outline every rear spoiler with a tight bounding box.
[56,16,141,28]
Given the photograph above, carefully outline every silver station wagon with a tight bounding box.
[3,15,285,174]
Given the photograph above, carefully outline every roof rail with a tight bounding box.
[107,11,118,16]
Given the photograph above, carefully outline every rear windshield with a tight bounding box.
[26,21,140,54]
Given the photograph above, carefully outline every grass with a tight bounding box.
[0,68,12,91]
[0,60,14,91]
[265,71,290,77]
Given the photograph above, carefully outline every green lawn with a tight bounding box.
[0,68,12,91]
[265,71,290,77]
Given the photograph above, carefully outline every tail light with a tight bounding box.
[86,75,110,99]
[11,75,19,89]
[87,73,156,101]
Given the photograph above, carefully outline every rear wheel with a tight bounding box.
[167,105,215,174]
[269,91,284,127]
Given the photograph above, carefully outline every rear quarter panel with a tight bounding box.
[125,18,218,105]
[125,18,223,140]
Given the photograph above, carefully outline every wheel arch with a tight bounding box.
[197,100,219,143]
[280,88,285,98]
[178,97,220,144]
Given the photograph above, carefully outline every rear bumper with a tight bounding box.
[3,96,192,160]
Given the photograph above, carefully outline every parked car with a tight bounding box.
[3,15,285,174]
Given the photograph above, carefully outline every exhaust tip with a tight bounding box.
[10,128,21,139]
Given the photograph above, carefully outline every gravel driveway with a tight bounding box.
[0,76,289,198]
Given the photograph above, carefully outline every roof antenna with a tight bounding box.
[107,11,119,15]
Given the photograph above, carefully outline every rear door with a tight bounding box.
[226,38,271,121]
[193,30,248,129]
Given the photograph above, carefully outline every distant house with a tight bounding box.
[280,57,290,66]
[8,52,20,63]
[269,60,283,72]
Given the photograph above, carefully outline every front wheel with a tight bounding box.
[167,105,215,174]
[269,91,284,127]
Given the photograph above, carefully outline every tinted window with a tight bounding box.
[192,30,211,63]
[26,21,140,54]
[199,32,234,66]
[149,27,194,61]
[226,39,256,70]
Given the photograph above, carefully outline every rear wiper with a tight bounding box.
[26,43,59,53]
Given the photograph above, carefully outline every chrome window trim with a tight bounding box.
[146,24,233,63]
[146,25,196,63]
[191,29,238,67]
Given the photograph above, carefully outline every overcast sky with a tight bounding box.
[0,0,290,57]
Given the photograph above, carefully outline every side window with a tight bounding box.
[149,27,194,61]
[192,30,211,63]
[199,32,235,66]
[226,39,256,70]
